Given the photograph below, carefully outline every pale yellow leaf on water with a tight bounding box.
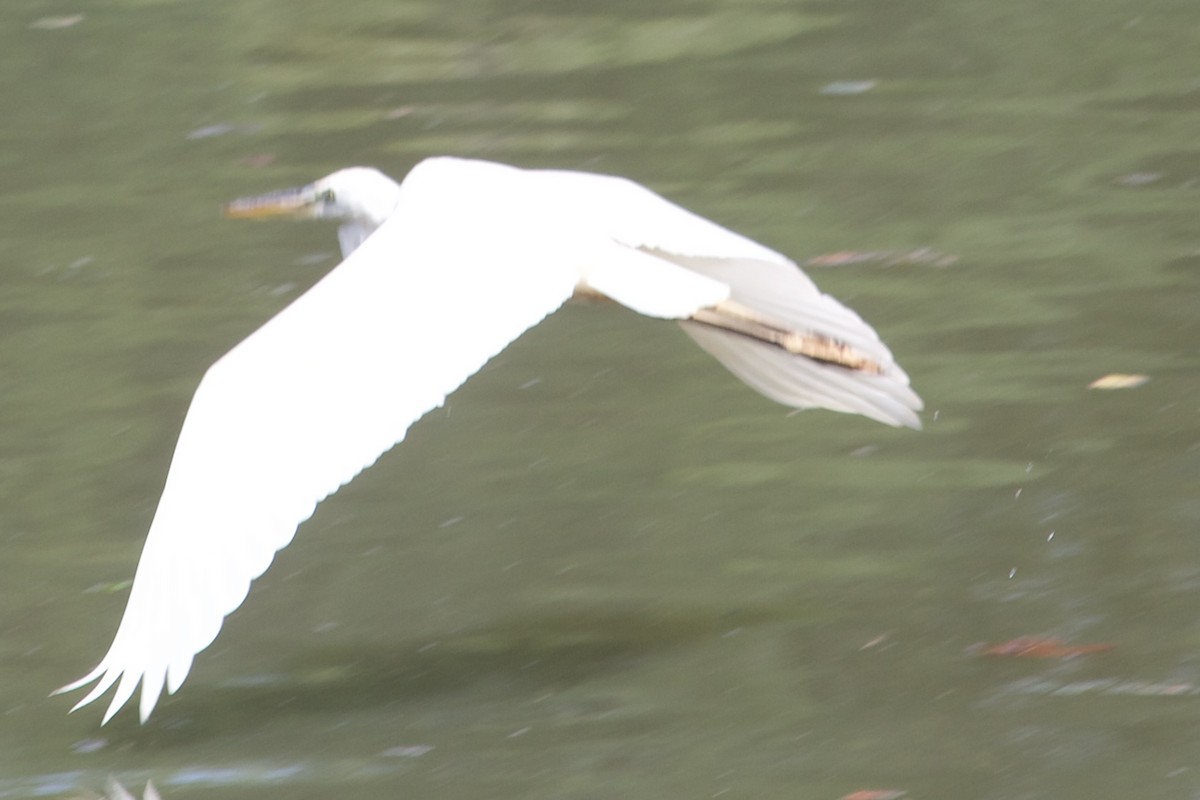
[1088,373,1150,390]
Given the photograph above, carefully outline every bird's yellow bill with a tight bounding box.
[223,188,313,219]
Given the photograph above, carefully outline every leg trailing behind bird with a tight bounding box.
[689,300,885,374]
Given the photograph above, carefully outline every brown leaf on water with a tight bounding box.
[1088,373,1149,390]
[980,636,1115,658]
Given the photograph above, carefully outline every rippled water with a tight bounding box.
[3,0,1200,798]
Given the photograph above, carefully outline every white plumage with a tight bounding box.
[57,157,921,723]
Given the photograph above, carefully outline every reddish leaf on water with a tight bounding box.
[981,637,1115,658]
[841,791,907,800]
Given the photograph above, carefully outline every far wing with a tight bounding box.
[535,168,922,427]
[672,254,923,428]
[534,168,890,353]
[58,198,579,723]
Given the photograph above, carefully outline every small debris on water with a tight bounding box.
[805,248,958,269]
[1088,373,1149,390]
[859,633,890,651]
[1114,172,1163,187]
[84,580,132,594]
[976,636,1115,658]
[69,738,108,754]
[381,744,434,758]
[820,80,878,96]
[186,123,263,140]
[30,14,84,29]
[238,153,277,168]
[999,676,1200,698]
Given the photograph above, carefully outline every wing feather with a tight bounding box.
[58,183,580,722]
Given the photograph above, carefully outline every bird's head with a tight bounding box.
[223,167,402,228]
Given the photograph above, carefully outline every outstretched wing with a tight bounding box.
[58,176,580,723]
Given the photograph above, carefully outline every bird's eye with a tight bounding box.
[320,189,336,204]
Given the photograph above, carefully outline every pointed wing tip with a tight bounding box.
[138,686,161,724]
[894,392,924,431]
[873,368,923,430]
[53,665,105,697]
[864,405,922,431]
[102,700,124,726]
[892,402,925,432]
[844,378,922,431]
[55,666,146,725]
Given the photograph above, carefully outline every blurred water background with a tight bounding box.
[3,0,1200,797]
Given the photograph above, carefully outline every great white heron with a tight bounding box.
[57,157,922,723]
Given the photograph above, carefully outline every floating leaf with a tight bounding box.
[1088,373,1149,390]
[979,636,1114,658]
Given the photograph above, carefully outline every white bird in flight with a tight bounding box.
[56,157,922,724]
